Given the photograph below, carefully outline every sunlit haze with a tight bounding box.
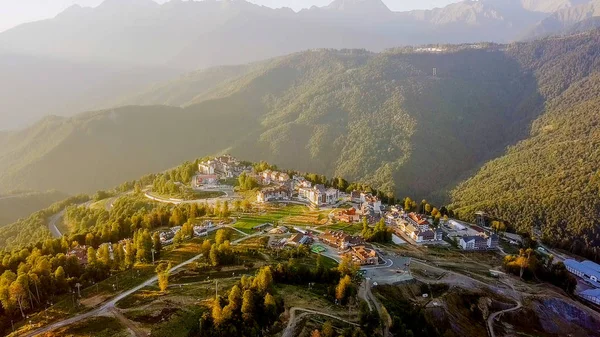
[0,0,462,32]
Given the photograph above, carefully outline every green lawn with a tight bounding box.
[191,190,226,199]
[44,316,130,337]
[322,222,363,235]
[233,204,323,233]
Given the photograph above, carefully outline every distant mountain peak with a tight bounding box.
[326,0,392,13]
[56,4,88,18]
[98,0,159,9]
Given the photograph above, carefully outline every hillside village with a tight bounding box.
[174,156,515,269]
[186,156,600,308]
[5,154,600,337]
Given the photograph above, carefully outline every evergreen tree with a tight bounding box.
[156,262,171,292]
[54,266,68,293]
[113,243,124,271]
[98,244,110,266]
[335,275,352,303]
[322,321,335,337]
[228,285,243,311]
[241,289,254,322]
[264,292,277,321]
[253,266,273,294]
[87,247,98,266]
[125,240,135,268]
[152,232,162,259]
[210,244,220,267]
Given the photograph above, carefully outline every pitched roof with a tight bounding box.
[461,235,486,243]
[581,288,600,297]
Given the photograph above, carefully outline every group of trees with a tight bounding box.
[503,249,577,294]
[0,232,147,332]
[237,172,259,191]
[361,218,392,243]
[65,196,234,250]
[198,230,236,267]
[0,195,175,332]
[403,197,450,226]
[151,160,200,197]
[0,177,244,334]
[198,266,282,336]
[272,255,342,286]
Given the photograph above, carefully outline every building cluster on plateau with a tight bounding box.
[256,173,343,206]
[194,155,248,188]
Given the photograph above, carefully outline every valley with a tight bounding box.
[2,31,600,261]
[2,1,600,336]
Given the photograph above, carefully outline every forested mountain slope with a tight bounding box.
[0,190,69,226]
[2,31,600,259]
[0,47,544,201]
[452,31,600,260]
[115,64,252,107]
[2,0,597,129]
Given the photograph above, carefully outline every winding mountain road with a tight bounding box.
[46,201,93,238]
[47,210,65,238]
[486,299,522,337]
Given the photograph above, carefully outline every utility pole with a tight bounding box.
[151,248,156,264]
[215,280,218,299]
[75,283,81,298]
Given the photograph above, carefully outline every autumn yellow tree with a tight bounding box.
[156,262,171,292]
[337,255,359,277]
[253,266,273,294]
[335,275,352,303]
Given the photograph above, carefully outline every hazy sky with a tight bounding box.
[0,0,462,33]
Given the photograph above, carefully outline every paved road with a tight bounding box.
[358,281,373,312]
[46,201,93,238]
[282,307,359,337]
[145,191,238,206]
[221,224,250,238]
[47,210,65,238]
[23,253,204,336]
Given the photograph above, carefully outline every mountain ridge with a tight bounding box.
[4,0,600,129]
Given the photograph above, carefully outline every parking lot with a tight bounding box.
[363,253,413,285]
